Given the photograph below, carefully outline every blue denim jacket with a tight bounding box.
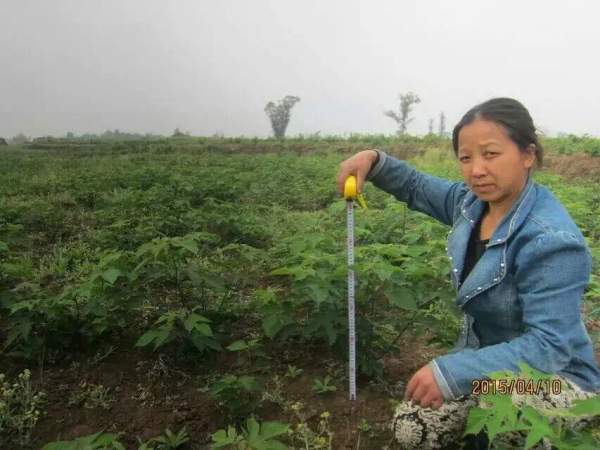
[367,151,600,400]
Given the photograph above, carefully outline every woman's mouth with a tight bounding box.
[473,184,494,192]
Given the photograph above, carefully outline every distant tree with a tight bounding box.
[66,131,75,139]
[0,137,7,146]
[384,91,421,136]
[11,133,30,145]
[439,112,446,137]
[264,95,301,139]
[172,128,189,137]
[428,118,434,134]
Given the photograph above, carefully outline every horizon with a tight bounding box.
[2,1,600,139]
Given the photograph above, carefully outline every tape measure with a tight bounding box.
[343,175,367,401]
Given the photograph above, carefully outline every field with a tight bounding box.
[1,136,600,449]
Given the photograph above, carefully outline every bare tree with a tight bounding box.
[428,118,434,134]
[384,92,421,136]
[264,95,301,138]
[172,128,189,137]
[439,112,446,137]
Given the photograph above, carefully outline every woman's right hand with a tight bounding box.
[336,150,379,196]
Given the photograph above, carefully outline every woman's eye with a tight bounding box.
[484,151,498,158]
[459,156,470,162]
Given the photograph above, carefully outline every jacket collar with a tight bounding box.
[459,177,536,247]
[452,177,537,307]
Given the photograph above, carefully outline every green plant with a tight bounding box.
[287,405,333,450]
[139,426,189,450]
[0,369,46,447]
[210,375,261,421]
[312,376,337,395]
[464,363,600,449]
[284,365,303,379]
[212,417,290,449]
[68,381,113,410]
[42,431,126,450]
[136,307,221,354]
[227,338,267,367]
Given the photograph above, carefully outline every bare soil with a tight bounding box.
[4,333,445,450]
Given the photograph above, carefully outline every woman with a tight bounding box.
[337,98,600,449]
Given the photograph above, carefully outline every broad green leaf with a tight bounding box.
[194,323,213,337]
[524,428,546,450]
[183,313,210,333]
[463,407,488,436]
[260,422,289,440]
[135,330,159,347]
[246,417,260,439]
[384,286,417,310]
[262,315,290,339]
[570,397,600,416]
[227,340,249,351]
[102,268,122,284]
[238,375,258,392]
[173,238,198,255]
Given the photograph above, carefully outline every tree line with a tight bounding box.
[264,92,447,139]
[0,92,446,144]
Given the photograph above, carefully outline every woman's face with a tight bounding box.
[457,119,535,214]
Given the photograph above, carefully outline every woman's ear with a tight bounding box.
[524,144,536,169]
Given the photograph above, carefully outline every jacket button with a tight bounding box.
[493,277,498,282]
[449,256,453,260]
[477,286,482,290]
[453,268,458,272]
[500,263,505,267]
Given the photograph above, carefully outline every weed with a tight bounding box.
[0,369,46,447]
[285,365,303,379]
[68,381,113,410]
[312,376,337,395]
[139,426,189,450]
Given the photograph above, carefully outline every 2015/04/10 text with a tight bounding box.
[471,378,563,396]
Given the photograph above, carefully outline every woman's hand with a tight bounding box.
[336,150,379,196]
[404,364,445,409]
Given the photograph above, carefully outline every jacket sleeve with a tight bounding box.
[430,230,592,400]
[367,150,468,226]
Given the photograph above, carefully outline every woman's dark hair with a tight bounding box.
[452,97,543,167]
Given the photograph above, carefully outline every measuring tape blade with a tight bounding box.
[343,175,366,401]
[347,199,357,401]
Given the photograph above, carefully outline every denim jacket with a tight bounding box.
[367,151,600,400]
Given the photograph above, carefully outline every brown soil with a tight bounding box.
[3,334,445,450]
[543,153,600,182]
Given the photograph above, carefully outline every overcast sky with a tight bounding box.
[2,0,600,138]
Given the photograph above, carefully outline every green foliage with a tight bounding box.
[140,426,189,450]
[0,369,46,447]
[42,431,126,450]
[212,417,290,449]
[312,376,337,395]
[68,381,113,410]
[284,365,303,379]
[227,338,267,367]
[464,363,600,449]
[135,307,221,354]
[210,375,262,421]
[2,136,600,446]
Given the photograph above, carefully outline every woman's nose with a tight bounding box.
[471,159,487,177]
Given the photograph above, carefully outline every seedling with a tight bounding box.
[312,376,337,395]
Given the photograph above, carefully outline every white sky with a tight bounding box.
[1,0,599,138]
